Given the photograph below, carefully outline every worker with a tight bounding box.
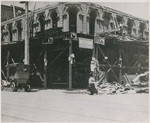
[88,74,98,95]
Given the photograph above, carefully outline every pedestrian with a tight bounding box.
[88,74,98,95]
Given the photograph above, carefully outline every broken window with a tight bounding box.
[116,15,123,24]
[103,12,111,20]
[89,9,97,35]
[102,11,111,31]
[139,22,146,37]
[8,23,12,42]
[51,10,58,28]
[68,7,78,32]
[16,20,22,41]
[127,19,134,35]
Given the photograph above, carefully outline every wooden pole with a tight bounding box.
[95,45,99,81]
[92,39,95,78]
[6,50,9,81]
[69,38,72,90]
[118,43,122,84]
[44,47,47,89]
[24,2,29,65]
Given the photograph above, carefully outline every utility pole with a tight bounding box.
[92,33,96,78]
[6,50,10,81]
[118,43,122,84]
[69,38,72,90]
[44,47,47,89]
[20,1,29,65]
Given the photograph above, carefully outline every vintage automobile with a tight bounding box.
[6,63,31,92]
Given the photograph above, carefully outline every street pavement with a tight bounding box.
[1,88,149,122]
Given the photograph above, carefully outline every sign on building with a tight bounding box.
[94,35,105,45]
[79,37,93,49]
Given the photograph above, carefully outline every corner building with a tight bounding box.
[1,2,149,89]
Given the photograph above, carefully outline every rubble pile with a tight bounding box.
[97,71,149,95]
[97,82,135,95]
[132,71,149,86]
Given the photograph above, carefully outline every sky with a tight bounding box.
[1,0,149,20]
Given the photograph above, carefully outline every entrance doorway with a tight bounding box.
[72,42,92,88]
[47,40,69,88]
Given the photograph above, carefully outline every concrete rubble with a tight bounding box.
[97,71,149,95]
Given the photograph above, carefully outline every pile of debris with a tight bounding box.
[97,71,149,95]
[97,82,135,95]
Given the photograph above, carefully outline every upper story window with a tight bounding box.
[68,7,78,32]
[116,15,124,25]
[38,12,45,32]
[103,12,111,20]
[139,22,146,37]
[102,11,111,31]
[51,10,58,28]
[89,9,97,35]
[127,19,134,35]
[16,20,22,41]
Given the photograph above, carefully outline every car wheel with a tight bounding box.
[10,82,16,92]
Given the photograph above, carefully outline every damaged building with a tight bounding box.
[1,2,149,89]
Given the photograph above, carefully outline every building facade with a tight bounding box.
[1,2,149,89]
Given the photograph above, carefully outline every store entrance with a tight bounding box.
[47,40,69,89]
[72,42,92,88]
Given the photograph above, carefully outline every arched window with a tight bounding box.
[89,9,97,35]
[51,10,58,28]
[127,19,134,35]
[68,7,78,32]
[116,15,123,24]
[139,22,146,37]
